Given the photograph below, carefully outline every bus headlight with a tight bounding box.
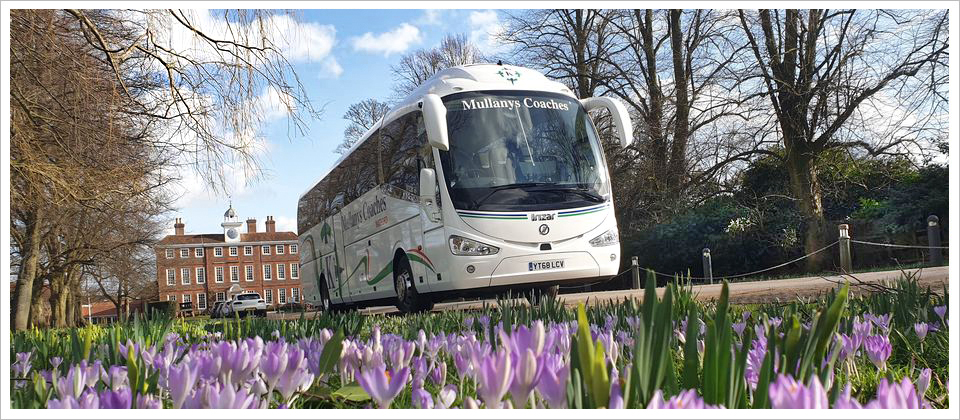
[449,235,500,256]
[589,228,619,247]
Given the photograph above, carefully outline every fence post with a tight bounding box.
[928,215,943,266]
[702,248,713,285]
[631,256,641,290]
[839,224,852,274]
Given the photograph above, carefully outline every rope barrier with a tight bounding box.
[643,240,841,282]
[558,266,634,290]
[850,239,949,250]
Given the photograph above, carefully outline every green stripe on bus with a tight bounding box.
[458,214,527,220]
[407,253,436,273]
[366,263,393,286]
[558,209,606,217]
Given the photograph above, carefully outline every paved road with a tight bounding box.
[272,266,950,318]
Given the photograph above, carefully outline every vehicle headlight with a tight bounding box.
[589,228,619,247]
[449,235,500,256]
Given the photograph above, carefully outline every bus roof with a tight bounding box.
[298,64,577,202]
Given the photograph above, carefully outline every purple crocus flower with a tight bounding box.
[14,352,32,377]
[356,363,410,409]
[864,377,924,409]
[916,368,932,398]
[429,361,447,388]
[768,374,829,409]
[914,323,929,341]
[48,389,100,409]
[742,311,752,321]
[535,354,569,408]
[436,384,457,409]
[182,381,258,409]
[863,335,892,371]
[508,348,542,408]
[732,322,747,338]
[137,394,163,409]
[867,314,892,334]
[274,347,314,403]
[933,305,947,323]
[411,386,434,409]
[832,383,862,409]
[648,389,720,409]
[50,357,63,372]
[475,349,513,408]
[167,363,199,409]
[98,388,132,409]
[104,366,128,391]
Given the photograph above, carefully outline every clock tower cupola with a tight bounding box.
[221,202,243,242]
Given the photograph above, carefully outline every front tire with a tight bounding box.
[394,255,430,313]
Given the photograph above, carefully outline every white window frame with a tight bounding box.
[216,292,226,302]
[229,246,238,257]
[292,287,300,303]
[215,266,224,283]
[166,269,175,286]
[181,268,191,285]
[245,265,254,282]
[264,289,273,304]
[214,247,223,257]
[195,248,204,258]
[167,295,176,302]
[277,263,286,280]
[291,263,299,279]
[197,293,207,310]
[263,264,272,281]
[244,246,253,256]
[196,267,206,284]
[262,245,271,255]
[278,288,286,304]
[165,249,175,259]
[290,244,298,254]
[230,266,239,283]
[182,294,191,303]
[276,245,285,255]
[180,248,189,258]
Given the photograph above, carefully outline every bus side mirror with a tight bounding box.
[582,97,633,148]
[421,94,449,151]
[419,168,441,222]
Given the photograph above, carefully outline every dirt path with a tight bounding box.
[272,266,949,317]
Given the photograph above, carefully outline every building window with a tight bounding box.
[180,248,189,258]
[292,288,300,303]
[195,248,204,257]
[181,268,191,285]
[276,245,285,255]
[196,267,206,284]
[290,244,298,254]
[166,269,175,286]
[214,247,223,257]
[244,246,253,256]
[277,264,286,280]
[291,263,299,279]
[263,264,272,281]
[229,246,238,256]
[168,295,176,302]
[262,245,271,255]
[182,294,191,303]
[278,288,287,304]
[215,266,224,283]
[216,292,226,302]
[165,249,175,259]
[265,289,273,304]
[197,293,207,310]
[245,265,254,282]
[230,266,239,283]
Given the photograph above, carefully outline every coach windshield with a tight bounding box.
[438,90,610,212]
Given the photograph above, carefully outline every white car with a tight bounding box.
[224,293,267,317]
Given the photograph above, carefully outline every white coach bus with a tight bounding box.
[297,64,633,312]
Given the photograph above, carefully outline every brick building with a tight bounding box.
[155,205,302,312]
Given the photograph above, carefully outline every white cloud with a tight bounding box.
[274,215,298,234]
[469,10,507,55]
[320,57,343,78]
[417,9,444,26]
[351,23,422,56]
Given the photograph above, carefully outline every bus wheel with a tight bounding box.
[393,256,425,313]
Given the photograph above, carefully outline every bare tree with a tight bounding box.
[336,98,390,155]
[391,34,488,98]
[737,9,948,271]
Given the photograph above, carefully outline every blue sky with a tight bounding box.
[172,9,507,236]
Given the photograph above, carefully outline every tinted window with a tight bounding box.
[236,293,261,301]
[381,112,426,199]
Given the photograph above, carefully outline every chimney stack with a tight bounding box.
[174,218,185,236]
[246,218,257,233]
[265,216,276,233]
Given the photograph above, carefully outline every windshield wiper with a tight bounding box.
[528,186,606,203]
[472,182,551,208]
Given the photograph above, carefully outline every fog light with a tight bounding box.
[466,265,475,273]
[610,254,617,261]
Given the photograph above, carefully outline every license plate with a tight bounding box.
[529,259,565,271]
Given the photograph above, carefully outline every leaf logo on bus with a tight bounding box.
[497,67,520,85]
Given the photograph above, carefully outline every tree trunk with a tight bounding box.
[668,9,690,201]
[785,151,829,272]
[13,209,42,330]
